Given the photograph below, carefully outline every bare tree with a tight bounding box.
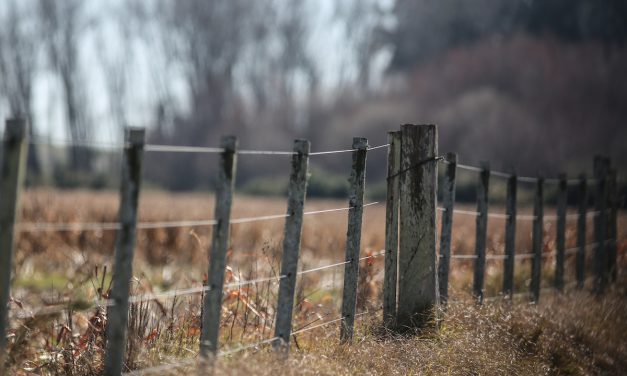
[95,2,137,135]
[38,0,92,170]
[334,0,385,93]
[0,0,41,173]
[274,1,318,131]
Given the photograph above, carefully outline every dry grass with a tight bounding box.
[194,281,627,375]
[6,189,626,375]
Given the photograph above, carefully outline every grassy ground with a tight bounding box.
[208,281,627,376]
[5,189,626,375]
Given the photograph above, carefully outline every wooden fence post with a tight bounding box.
[530,176,544,303]
[273,139,310,352]
[607,168,618,283]
[593,156,608,295]
[0,119,28,372]
[473,162,490,304]
[503,171,517,298]
[576,175,587,289]
[340,137,368,343]
[437,153,457,305]
[555,173,567,291]
[383,131,401,327]
[199,136,238,360]
[397,124,438,328]
[104,128,145,376]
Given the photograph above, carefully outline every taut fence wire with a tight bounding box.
[0,121,622,375]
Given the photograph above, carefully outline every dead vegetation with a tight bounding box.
[5,189,626,375]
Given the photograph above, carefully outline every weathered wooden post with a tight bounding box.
[593,156,608,295]
[502,171,517,297]
[607,168,618,283]
[437,153,457,305]
[473,162,490,304]
[530,176,544,303]
[555,173,567,291]
[576,175,587,289]
[0,119,28,373]
[104,128,145,376]
[340,137,368,342]
[273,139,310,352]
[200,136,238,360]
[383,131,401,327]
[575,174,588,289]
[397,124,439,328]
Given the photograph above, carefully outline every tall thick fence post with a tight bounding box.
[473,162,490,304]
[273,140,310,352]
[437,153,457,305]
[530,176,544,303]
[593,156,608,295]
[576,175,588,289]
[0,119,28,372]
[555,173,567,291]
[503,171,517,297]
[200,136,238,360]
[104,128,145,376]
[383,131,401,327]
[607,169,618,283]
[397,124,438,328]
[340,137,368,343]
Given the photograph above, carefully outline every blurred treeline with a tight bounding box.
[0,0,625,204]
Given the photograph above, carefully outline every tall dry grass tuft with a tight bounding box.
[206,278,627,375]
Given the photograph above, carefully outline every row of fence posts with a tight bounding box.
[0,120,621,375]
[381,124,620,329]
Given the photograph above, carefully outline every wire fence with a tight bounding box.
[1,123,621,375]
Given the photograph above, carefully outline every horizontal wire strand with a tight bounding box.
[297,261,349,276]
[291,315,345,335]
[17,202,381,233]
[145,144,224,153]
[30,139,389,156]
[13,247,392,319]
[451,161,594,185]
[297,250,385,276]
[122,358,197,375]
[218,336,279,357]
[122,335,281,375]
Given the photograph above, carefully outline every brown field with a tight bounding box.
[6,189,627,375]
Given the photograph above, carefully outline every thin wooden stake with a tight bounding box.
[397,124,438,328]
[383,131,401,327]
[340,137,368,343]
[273,139,310,352]
[104,128,145,376]
[0,119,28,373]
[593,156,608,295]
[555,173,567,291]
[576,175,587,289]
[437,152,457,305]
[200,136,238,359]
[607,168,618,283]
[530,176,544,303]
[473,161,490,304]
[503,171,517,297]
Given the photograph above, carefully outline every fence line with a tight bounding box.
[2,122,622,375]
